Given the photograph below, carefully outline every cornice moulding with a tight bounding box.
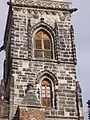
[9,0,72,10]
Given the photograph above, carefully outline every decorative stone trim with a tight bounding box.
[36,70,58,85]
[36,70,58,109]
[12,7,71,22]
[30,20,55,37]
[11,0,71,10]
[28,20,55,59]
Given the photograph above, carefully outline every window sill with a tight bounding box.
[31,58,58,63]
[41,106,55,110]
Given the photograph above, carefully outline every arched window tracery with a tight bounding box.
[41,79,53,108]
[34,30,52,59]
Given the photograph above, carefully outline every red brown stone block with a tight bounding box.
[20,107,45,120]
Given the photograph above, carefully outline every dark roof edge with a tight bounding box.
[3,5,12,48]
[19,104,45,108]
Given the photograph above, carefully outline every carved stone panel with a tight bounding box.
[11,0,71,10]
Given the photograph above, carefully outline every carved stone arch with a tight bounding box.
[29,20,55,59]
[36,70,58,108]
[30,21,55,38]
[36,70,58,86]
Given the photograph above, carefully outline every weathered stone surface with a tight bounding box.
[4,0,84,120]
[17,107,45,120]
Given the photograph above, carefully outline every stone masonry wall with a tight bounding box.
[10,6,74,62]
[12,59,78,119]
[4,0,83,120]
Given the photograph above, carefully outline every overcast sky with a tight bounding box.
[0,0,90,119]
[72,0,90,119]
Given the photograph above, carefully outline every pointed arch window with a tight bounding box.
[34,30,52,59]
[41,79,52,108]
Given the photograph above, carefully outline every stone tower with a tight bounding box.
[4,0,84,120]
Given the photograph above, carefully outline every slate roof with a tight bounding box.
[22,84,40,106]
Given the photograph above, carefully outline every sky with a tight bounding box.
[0,0,90,119]
[72,0,90,119]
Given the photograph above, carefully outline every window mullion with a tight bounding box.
[34,30,52,59]
[42,32,44,58]
[45,85,47,107]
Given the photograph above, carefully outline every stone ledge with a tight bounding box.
[10,0,71,10]
[45,115,79,119]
